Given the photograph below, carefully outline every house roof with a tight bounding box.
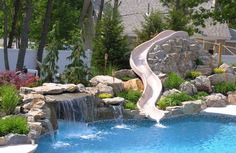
[202,22,232,40]
[94,0,168,36]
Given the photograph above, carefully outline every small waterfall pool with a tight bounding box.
[36,115,236,153]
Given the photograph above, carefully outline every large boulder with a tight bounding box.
[22,93,44,104]
[114,69,136,79]
[182,100,204,114]
[219,63,234,74]
[208,73,235,85]
[162,89,181,97]
[84,87,99,96]
[28,108,46,120]
[195,65,212,76]
[90,75,124,94]
[192,76,212,93]
[166,106,183,116]
[204,93,227,107]
[123,78,144,91]
[228,91,236,104]
[180,81,197,95]
[5,134,29,145]
[96,83,114,96]
[31,84,64,95]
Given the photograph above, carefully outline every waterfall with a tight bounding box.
[112,104,123,124]
[43,119,55,143]
[56,96,97,122]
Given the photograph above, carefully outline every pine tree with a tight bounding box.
[92,3,130,74]
[135,11,165,44]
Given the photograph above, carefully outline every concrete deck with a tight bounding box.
[202,105,236,116]
[0,144,38,153]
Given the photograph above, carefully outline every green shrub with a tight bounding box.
[0,116,29,136]
[157,92,194,110]
[213,67,225,74]
[195,58,204,65]
[163,73,185,89]
[117,90,142,103]
[186,71,202,79]
[232,64,236,67]
[98,93,113,99]
[0,85,20,115]
[121,76,135,81]
[124,101,138,110]
[192,91,209,100]
[214,82,236,94]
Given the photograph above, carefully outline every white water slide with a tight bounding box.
[130,30,189,121]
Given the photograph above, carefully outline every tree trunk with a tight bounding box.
[16,0,32,70]
[79,0,91,26]
[0,0,10,70]
[8,0,20,48]
[37,0,53,67]
[97,0,104,22]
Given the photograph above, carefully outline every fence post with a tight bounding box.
[218,43,222,66]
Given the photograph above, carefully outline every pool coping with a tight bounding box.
[0,144,38,153]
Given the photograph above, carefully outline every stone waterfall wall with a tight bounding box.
[147,37,218,76]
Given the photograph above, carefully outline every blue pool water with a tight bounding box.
[36,115,236,153]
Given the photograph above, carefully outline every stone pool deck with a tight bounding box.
[202,105,236,116]
[0,144,38,153]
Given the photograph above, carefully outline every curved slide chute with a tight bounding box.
[130,30,189,121]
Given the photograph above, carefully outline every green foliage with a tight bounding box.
[214,82,236,95]
[163,72,185,89]
[195,58,204,65]
[98,93,113,99]
[213,67,225,74]
[92,3,130,74]
[0,85,20,115]
[135,11,165,44]
[121,76,135,81]
[124,101,138,110]
[192,91,209,100]
[117,90,142,104]
[232,64,236,67]
[117,89,141,110]
[61,29,88,84]
[186,71,202,79]
[0,116,29,136]
[166,9,194,35]
[157,92,194,110]
[40,25,59,82]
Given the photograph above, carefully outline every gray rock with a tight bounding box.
[219,63,234,74]
[84,87,99,96]
[77,83,85,92]
[102,97,125,105]
[0,137,6,145]
[166,106,183,116]
[208,73,235,85]
[5,134,29,145]
[22,93,45,104]
[90,75,124,94]
[204,93,227,107]
[114,69,136,79]
[162,89,181,97]
[180,81,197,95]
[96,83,114,96]
[195,65,212,76]
[192,76,212,93]
[182,100,203,114]
[161,43,171,52]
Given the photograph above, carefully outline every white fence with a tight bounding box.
[0,48,92,73]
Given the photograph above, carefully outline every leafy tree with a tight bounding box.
[92,2,130,74]
[62,29,88,84]
[135,11,166,44]
[39,24,59,82]
[161,0,205,34]
[212,0,236,29]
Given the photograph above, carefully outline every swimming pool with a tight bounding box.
[36,115,236,153]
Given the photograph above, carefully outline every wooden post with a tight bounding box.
[218,43,222,66]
